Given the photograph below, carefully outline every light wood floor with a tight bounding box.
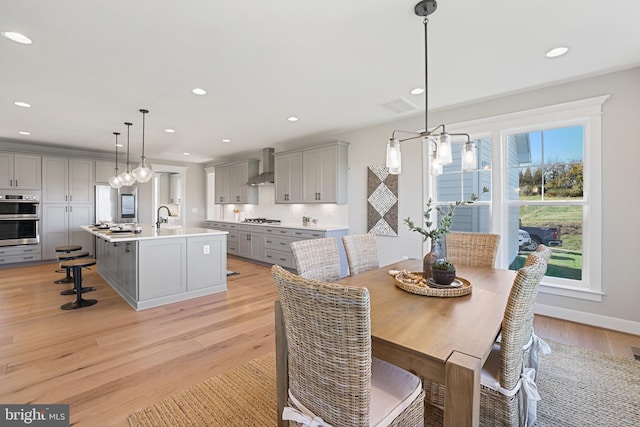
[1,257,638,426]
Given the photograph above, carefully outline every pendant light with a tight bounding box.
[385,0,476,175]
[132,108,154,183]
[118,122,137,186]
[108,132,123,189]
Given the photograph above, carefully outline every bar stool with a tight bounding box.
[60,258,98,310]
[57,251,95,295]
[54,245,83,282]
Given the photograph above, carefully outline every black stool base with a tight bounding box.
[61,299,97,310]
[60,287,96,296]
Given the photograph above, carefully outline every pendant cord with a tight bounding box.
[141,111,146,158]
[125,123,131,169]
[424,17,429,133]
[114,133,119,170]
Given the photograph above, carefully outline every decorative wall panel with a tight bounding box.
[367,165,398,236]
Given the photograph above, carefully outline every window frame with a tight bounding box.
[424,95,609,301]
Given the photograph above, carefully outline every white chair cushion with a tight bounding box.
[370,357,423,427]
[480,343,503,393]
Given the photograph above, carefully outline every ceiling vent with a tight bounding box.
[247,147,275,185]
[381,96,421,115]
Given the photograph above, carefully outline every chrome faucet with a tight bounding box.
[156,205,172,228]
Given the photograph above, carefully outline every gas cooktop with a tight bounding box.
[242,218,281,224]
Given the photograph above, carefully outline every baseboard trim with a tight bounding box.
[535,303,640,336]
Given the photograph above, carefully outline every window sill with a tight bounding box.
[539,281,603,302]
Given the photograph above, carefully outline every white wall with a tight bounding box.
[331,66,640,332]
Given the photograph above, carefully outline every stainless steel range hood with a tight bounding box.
[247,147,275,185]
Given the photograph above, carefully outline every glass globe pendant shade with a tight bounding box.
[436,133,453,165]
[109,170,122,189]
[119,169,136,186]
[134,108,154,183]
[132,157,153,183]
[386,138,402,174]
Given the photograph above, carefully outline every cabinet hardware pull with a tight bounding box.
[15,180,18,187]
[9,179,12,187]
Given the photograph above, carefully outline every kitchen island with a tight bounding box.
[82,225,228,310]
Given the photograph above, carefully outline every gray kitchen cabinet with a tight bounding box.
[41,157,95,259]
[96,239,138,302]
[41,203,94,259]
[138,237,187,300]
[274,151,303,203]
[237,225,265,261]
[186,235,226,291]
[204,221,239,255]
[264,227,295,269]
[42,157,94,204]
[214,160,259,204]
[0,245,41,264]
[275,142,348,204]
[0,152,41,190]
[302,142,349,204]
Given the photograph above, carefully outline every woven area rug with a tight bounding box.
[128,353,276,427]
[129,340,639,427]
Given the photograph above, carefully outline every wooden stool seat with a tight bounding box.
[55,245,82,253]
[60,258,98,310]
[54,245,83,274]
[54,251,90,285]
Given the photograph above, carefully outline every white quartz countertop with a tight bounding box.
[82,225,228,242]
[204,219,349,232]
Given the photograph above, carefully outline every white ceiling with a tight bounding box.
[2,0,639,164]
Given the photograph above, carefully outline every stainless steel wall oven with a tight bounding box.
[0,193,40,247]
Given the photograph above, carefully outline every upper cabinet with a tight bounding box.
[214,160,259,204]
[275,141,349,204]
[42,157,94,204]
[274,151,303,203]
[0,152,41,190]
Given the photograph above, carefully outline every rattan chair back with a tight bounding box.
[342,233,380,275]
[499,255,547,389]
[272,265,372,426]
[290,237,341,282]
[444,232,500,267]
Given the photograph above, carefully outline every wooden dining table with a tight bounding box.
[274,259,515,427]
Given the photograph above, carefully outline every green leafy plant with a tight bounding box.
[404,187,489,245]
[433,260,456,272]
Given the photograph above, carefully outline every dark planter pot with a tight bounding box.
[432,269,456,285]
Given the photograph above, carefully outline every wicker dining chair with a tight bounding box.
[444,232,500,267]
[424,254,547,427]
[342,233,380,276]
[290,237,341,282]
[272,265,425,427]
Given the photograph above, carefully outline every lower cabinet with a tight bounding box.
[0,245,41,264]
[42,203,94,259]
[95,233,227,310]
[238,226,264,261]
[203,221,349,276]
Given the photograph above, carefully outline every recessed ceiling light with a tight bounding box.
[222,139,231,143]
[183,152,190,156]
[2,31,33,45]
[287,116,299,122]
[546,46,569,58]
[18,131,31,135]
[164,128,175,133]
[192,88,207,95]
[410,88,424,95]
[14,101,31,108]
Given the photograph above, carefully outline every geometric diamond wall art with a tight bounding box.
[367,165,398,236]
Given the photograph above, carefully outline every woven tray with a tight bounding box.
[393,271,472,297]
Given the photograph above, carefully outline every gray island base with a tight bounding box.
[83,225,228,310]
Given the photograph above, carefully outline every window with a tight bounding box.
[428,96,607,300]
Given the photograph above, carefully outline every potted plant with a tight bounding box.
[405,187,488,279]
[432,260,457,285]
